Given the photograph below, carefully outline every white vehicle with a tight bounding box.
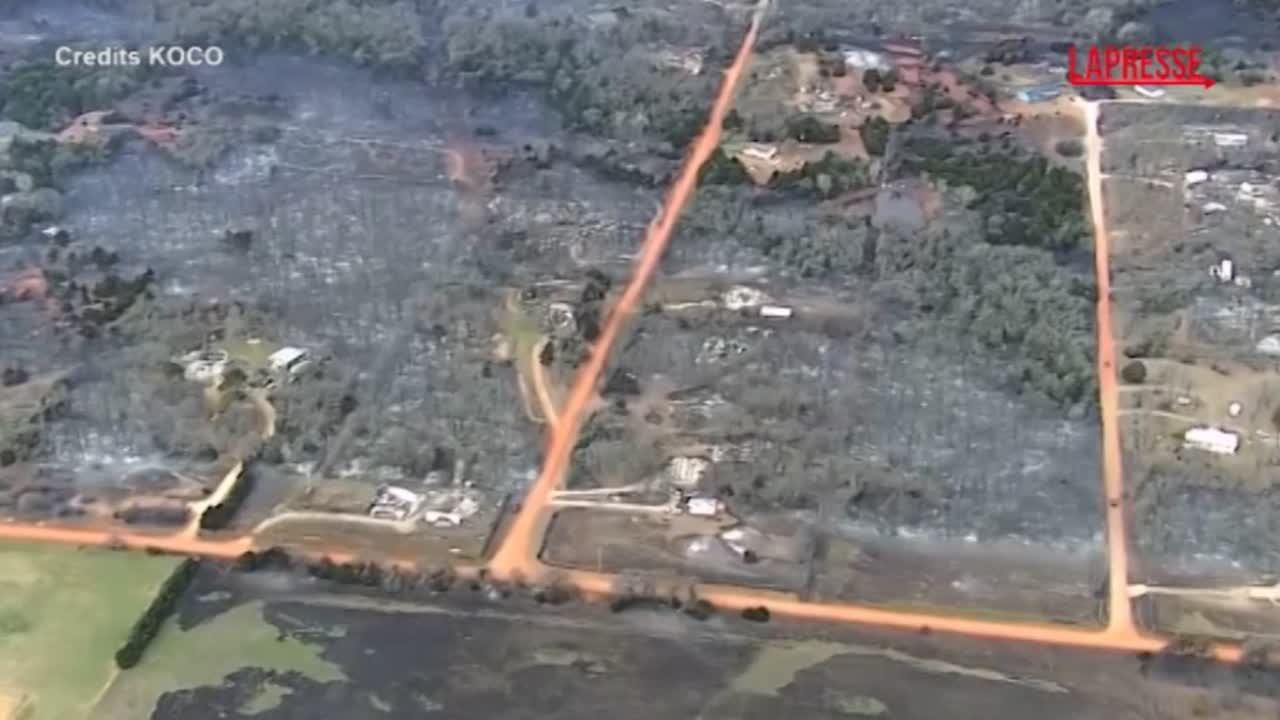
[268,347,310,375]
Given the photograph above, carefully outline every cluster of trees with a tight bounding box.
[784,115,841,144]
[550,269,613,370]
[440,9,722,146]
[304,555,460,594]
[608,575,716,618]
[860,116,891,156]
[115,558,201,669]
[677,186,869,279]
[236,548,574,600]
[149,0,430,69]
[861,68,899,94]
[872,208,1097,408]
[768,151,870,199]
[901,137,1087,253]
[698,147,752,185]
[984,37,1032,65]
[679,177,1096,407]
[197,467,256,530]
[0,60,146,130]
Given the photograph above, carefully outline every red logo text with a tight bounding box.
[1068,45,1215,88]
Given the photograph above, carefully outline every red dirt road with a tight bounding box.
[1082,100,1135,636]
[0,30,1252,667]
[485,2,770,579]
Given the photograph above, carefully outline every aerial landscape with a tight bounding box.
[2,0,1280,717]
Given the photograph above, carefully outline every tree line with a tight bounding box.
[198,467,257,530]
[114,558,202,669]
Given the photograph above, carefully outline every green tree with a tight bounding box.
[860,116,891,155]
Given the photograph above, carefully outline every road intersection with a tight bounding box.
[0,6,1261,666]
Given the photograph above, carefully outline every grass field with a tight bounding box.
[0,540,180,720]
[91,600,345,720]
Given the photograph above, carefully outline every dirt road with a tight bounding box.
[0,522,251,559]
[530,337,561,428]
[0,29,1255,667]
[1083,99,1135,636]
[485,1,771,579]
[483,75,1248,661]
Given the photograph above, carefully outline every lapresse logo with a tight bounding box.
[1067,44,1215,88]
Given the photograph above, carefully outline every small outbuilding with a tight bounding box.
[685,496,721,517]
[1182,426,1240,455]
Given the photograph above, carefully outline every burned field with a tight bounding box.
[1099,101,1280,636]
[0,28,669,549]
[530,31,1111,623]
[545,289,1105,620]
[93,564,1269,720]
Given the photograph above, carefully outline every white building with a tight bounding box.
[740,144,778,162]
[759,305,793,319]
[369,485,424,521]
[1213,133,1249,147]
[722,285,769,310]
[685,496,721,517]
[666,457,710,488]
[179,349,228,385]
[841,48,890,71]
[1184,170,1209,187]
[1257,335,1280,356]
[1209,258,1235,283]
[1183,426,1240,455]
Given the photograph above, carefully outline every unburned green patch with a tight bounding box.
[0,541,179,720]
[93,601,344,720]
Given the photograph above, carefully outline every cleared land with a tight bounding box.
[0,540,178,720]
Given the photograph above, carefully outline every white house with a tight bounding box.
[1184,170,1209,187]
[759,305,794,319]
[1183,426,1240,455]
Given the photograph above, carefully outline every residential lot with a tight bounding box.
[1101,101,1280,636]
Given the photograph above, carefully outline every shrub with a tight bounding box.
[199,467,256,530]
[682,598,715,620]
[785,115,841,144]
[1054,139,1084,158]
[1120,360,1147,384]
[741,606,771,622]
[860,116,891,156]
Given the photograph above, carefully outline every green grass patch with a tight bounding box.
[0,541,180,720]
[93,601,345,720]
